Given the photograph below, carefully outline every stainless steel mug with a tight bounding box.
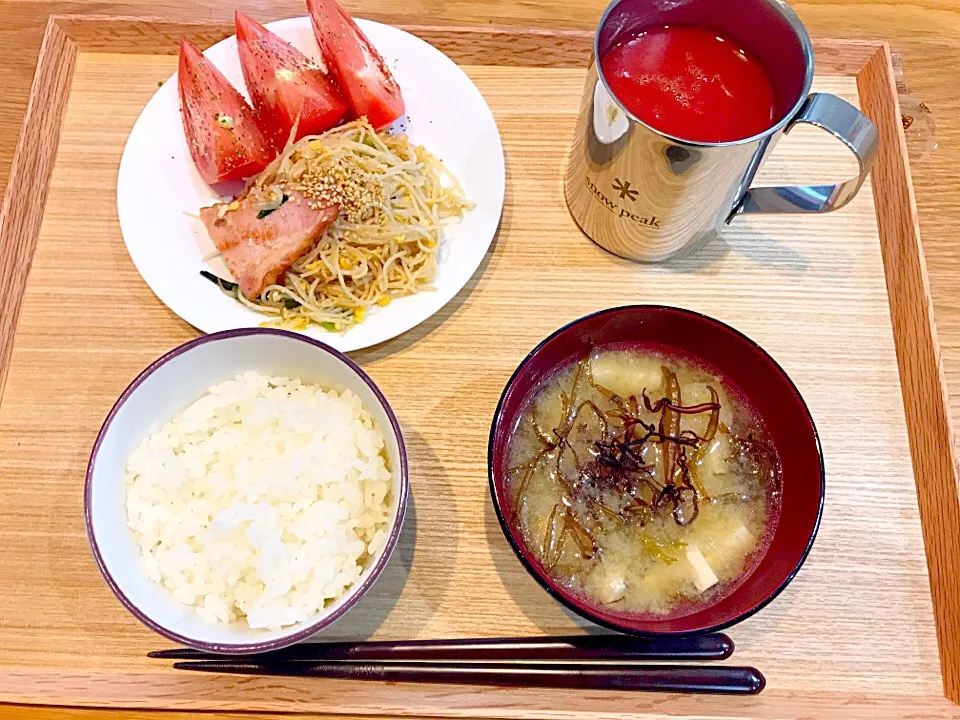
[564,0,880,262]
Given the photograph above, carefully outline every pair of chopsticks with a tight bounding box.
[151,633,764,694]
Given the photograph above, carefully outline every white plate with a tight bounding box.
[117,18,505,353]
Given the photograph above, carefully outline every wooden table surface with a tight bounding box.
[0,0,958,717]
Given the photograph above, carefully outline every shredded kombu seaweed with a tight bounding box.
[506,352,780,571]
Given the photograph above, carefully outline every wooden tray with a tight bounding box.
[0,15,957,719]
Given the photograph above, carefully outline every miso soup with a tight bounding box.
[505,346,782,617]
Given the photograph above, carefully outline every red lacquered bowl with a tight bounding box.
[488,306,824,636]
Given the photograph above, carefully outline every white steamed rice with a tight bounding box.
[124,371,392,630]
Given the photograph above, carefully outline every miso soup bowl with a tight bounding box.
[488,306,824,636]
[85,328,408,653]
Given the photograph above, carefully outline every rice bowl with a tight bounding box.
[85,329,408,653]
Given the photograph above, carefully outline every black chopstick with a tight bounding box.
[149,633,733,662]
[171,659,764,694]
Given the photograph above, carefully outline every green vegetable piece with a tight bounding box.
[199,270,238,293]
[256,194,290,220]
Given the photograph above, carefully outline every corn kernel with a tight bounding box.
[376,296,391,307]
[228,201,240,211]
[354,307,366,323]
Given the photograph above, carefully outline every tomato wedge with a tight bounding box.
[177,38,275,185]
[307,0,405,129]
[235,11,349,146]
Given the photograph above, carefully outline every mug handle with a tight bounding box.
[731,93,879,216]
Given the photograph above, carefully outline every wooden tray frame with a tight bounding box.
[0,14,958,716]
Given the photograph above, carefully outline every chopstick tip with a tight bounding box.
[716,633,735,659]
[172,661,203,671]
[149,648,199,659]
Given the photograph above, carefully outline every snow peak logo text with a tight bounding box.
[584,176,661,228]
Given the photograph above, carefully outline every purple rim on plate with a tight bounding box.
[487,305,824,636]
[84,327,409,654]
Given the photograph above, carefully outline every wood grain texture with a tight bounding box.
[55,15,600,66]
[0,7,949,720]
[858,44,960,704]
[0,17,76,401]
[0,709,401,720]
[0,21,952,716]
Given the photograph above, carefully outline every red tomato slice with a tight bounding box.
[235,11,349,146]
[178,38,275,185]
[307,0,405,130]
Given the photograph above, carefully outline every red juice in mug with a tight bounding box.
[600,24,777,143]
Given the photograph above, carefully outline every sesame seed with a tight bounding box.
[296,157,383,224]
